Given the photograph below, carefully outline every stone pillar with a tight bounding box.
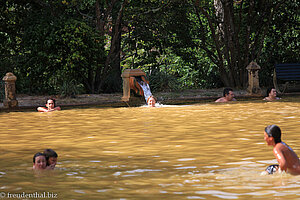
[2,72,18,108]
[121,72,131,102]
[121,69,147,102]
[246,61,262,95]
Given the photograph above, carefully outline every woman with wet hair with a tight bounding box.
[37,99,61,112]
[32,152,47,170]
[263,88,281,101]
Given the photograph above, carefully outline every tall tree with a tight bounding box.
[94,0,128,93]
[193,0,289,88]
[2,0,128,94]
[123,0,299,89]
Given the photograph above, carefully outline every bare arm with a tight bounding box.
[37,107,48,112]
[274,147,288,172]
[53,106,61,111]
[37,106,61,112]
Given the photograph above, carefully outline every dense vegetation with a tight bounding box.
[1,0,299,95]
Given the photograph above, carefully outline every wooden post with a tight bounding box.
[246,62,262,95]
[3,72,18,108]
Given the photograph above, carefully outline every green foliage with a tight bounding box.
[51,76,85,97]
[124,0,299,89]
[122,1,223,91]
[0,1,26,76]
[258,0,300,87]
[149,70,180,92]
[16,12,105,94]
[0,0,299,95]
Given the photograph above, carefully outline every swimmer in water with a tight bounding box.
[32,152,47,170]
[263,88,281,101]
[215,88,237,103]
[147,96,157,107]
[264,125,300,175]
[37,99,61,112]
[43,149,58,170]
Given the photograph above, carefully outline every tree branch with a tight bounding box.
[76,6,94,20]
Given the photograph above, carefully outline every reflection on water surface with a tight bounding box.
[1,99,300,199]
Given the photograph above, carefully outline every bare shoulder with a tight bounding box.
[274,142,284,150]
[274,142,289,154]
[215,97,225,102]
[263,97,271,101]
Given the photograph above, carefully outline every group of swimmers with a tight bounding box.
[36,87,278,110]
[215,87,280,103]
[35,88,300,176]
[33,149,58,170]
[149,87,279,106]
[37,97,156,111]
[215,88,300,175]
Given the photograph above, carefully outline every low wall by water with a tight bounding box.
[0,93,264,112]
[2,90,300,112]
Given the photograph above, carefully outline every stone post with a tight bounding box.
[121,69,146,102]
[246,61,262,95]
[2,72,18,108]
[121,71,131,102]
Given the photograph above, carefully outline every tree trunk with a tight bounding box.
[98,0,126,93]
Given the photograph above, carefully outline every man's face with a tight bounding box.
[226,91,235,101]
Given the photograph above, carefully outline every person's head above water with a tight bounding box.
[265,125,282,144]
[46,99,56,109]
[33,152,47,170]
[43,148,58,168]
[215,88,236,102]
[263,87,281,101]
[266,87,277,98]
[37,98,61,112]
[223,88,233,97]
[147,96,156,107]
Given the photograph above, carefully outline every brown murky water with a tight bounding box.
[1,99,300,199]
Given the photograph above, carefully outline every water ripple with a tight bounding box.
[196,190,239,199]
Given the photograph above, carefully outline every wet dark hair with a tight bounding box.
[43,149,58,160]
[33,152,46,163]
[266,87,274,97]
[223,88,233,97]
[265,125,282,144]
